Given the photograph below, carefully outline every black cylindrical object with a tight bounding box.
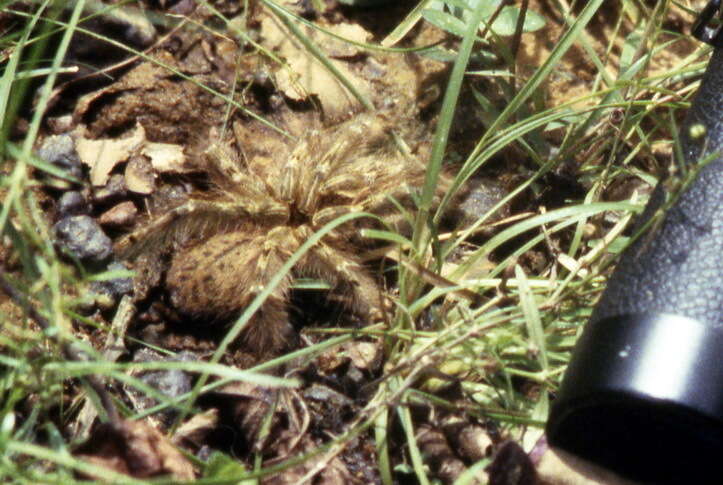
[546,5,723,484]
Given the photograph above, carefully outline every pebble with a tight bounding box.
[99,201,138,228]
[453,178,508,227]
[37,134,83,181]
[93,174,128,205]
[303,383,353,408]
[53,215,112,263]
[128,348,199,425]
[57,191,89,216]
[90,261,134,304]
[138,350,196,400]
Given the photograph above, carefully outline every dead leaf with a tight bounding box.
[259,13,371,121]
[75,419,195,480]
[74,122,188,188]
[262,435,352,485]
[142,141,188,173]
[74,124,146,186]
[209,382,279,447]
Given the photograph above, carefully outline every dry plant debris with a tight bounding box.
[74,123,190,186]
[74,419,195,480]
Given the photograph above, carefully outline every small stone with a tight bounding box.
[452,178,508,227]
[342,365,366,391]
[99,201,138,228]
[125,155,155,194]
[140,359,194,400]
[57,191,89,216]
[127,349,198,425]
[90,261,134,305]
[46,115,74,134]
[37,134,83,181]
[54,215,112,263]
[303,384,353,408]
[93,174,128,205]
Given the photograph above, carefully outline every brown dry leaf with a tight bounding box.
[74,124,146,186]
[259,13,371,121]
[142,141,188,173]
[75,419,195,480]
[213,382,279,446]
[262,435,352,485]
[74,123,188,187]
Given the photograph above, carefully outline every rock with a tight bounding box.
[93,174,128,205]
[98,201,138,228]
[90,261,134,306]
[452,178,508,227]
[57,191,89,216]
[303,384,353,408]
[126,349,198,426]
[124,155,155,194]
[139,351,195,400]
[46,115,74,134]
[54,215,112,263]
[37,134,83,181]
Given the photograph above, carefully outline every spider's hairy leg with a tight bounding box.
[166,226,297,354]
[277,130,322,203]
[298,231,386,322]
[204,143,285,208]
[320,172,367,199]
[115,198,289,259]
[295,138,353,215]
[280,114,397,215]
[204,142,245,183]
[311,205,364,228]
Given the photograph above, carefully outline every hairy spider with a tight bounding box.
[117,114,438,354]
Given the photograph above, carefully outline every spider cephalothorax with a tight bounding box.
[117,114,434,354]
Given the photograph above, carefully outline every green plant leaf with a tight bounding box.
[203,451,254,482]
[491,6,546,36]
[421,9,468,37]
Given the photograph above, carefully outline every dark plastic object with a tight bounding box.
[546,3,723,484]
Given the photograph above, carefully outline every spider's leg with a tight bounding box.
[298,234,386,322]
[116,198,288,260]
[166,226,297,354]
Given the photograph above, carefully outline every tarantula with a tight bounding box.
[117,114,435,354]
